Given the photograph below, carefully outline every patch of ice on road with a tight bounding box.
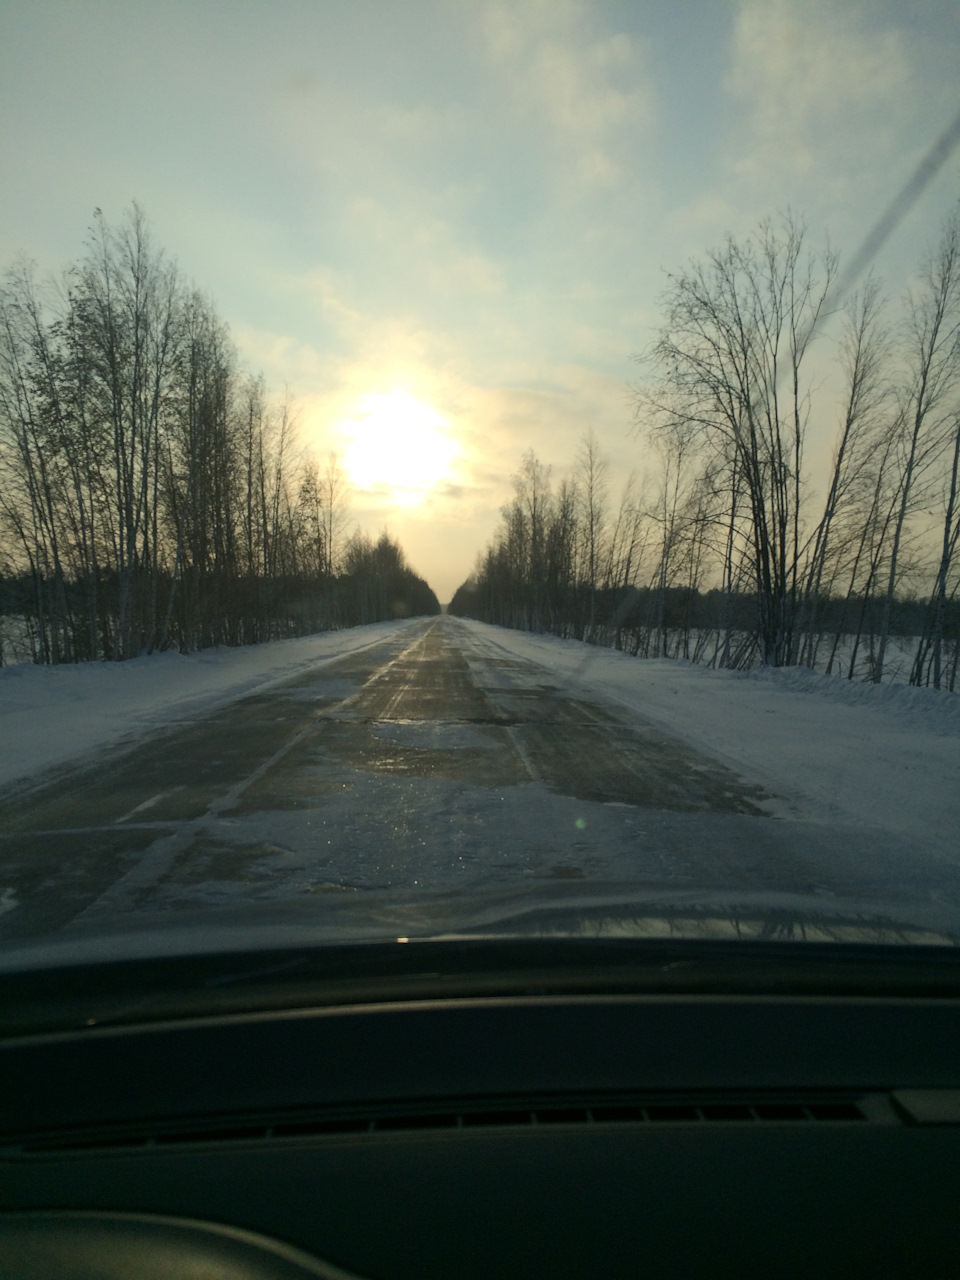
[452,618,960,861]
[5,615,958,887]
[0,619,424,791]
[278,679,359,704]
[102,757,960,928]
[117,774,673,912]
[370,721,497,751]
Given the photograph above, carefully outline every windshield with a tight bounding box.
[1,1,959,987]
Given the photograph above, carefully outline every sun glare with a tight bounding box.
[339,391,458,506]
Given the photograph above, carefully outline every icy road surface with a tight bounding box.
[0,615,958,942]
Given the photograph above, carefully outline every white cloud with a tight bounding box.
[724,1,912,195]
[346,197,506,299]
[478,0,654,187]
[656,0,951,290]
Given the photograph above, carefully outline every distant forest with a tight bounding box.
[0,207,438,664]
[452,209,960,691]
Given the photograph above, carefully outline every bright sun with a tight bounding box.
[339,391,458,506]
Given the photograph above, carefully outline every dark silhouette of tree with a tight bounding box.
[0,206,438,663]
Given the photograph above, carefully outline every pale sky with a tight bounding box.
[2,1,958,601]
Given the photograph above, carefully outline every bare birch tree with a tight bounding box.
[874,207,960,682]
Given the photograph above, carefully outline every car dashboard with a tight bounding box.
[1,939,959,1279]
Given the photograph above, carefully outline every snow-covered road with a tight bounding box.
[1,616,958,944]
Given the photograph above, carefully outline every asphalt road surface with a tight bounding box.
[1,616,957,942]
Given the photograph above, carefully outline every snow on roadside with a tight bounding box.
[454,619,960,858]
[2,615,957,864]
[0,620,421,791]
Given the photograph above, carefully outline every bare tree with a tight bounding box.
[874,208,960,682]
[796,277,894,668]
[574,428,608,638]
[0,206,426,661]
[644,215,836,665]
